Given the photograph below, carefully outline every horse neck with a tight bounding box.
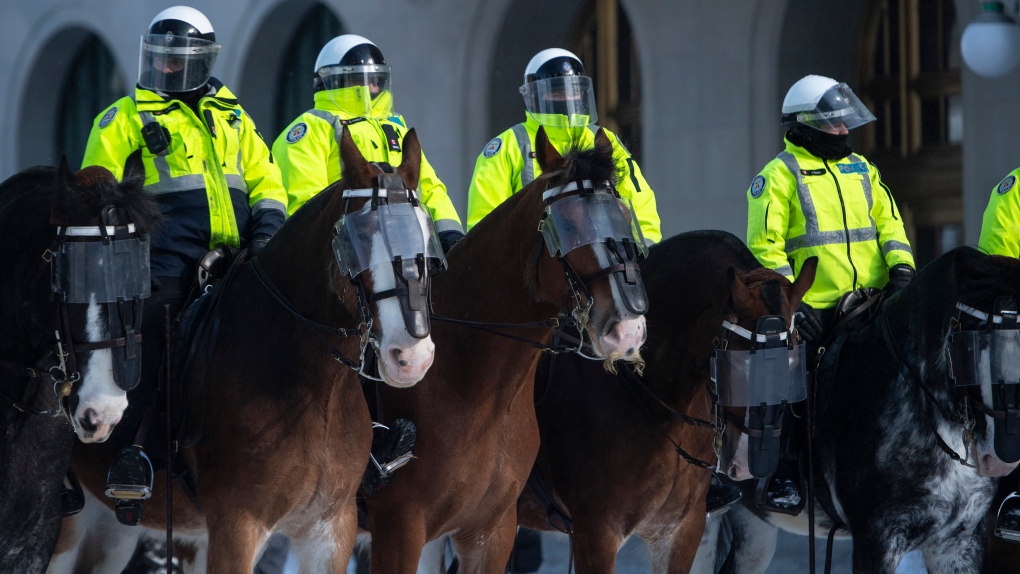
[256,190,358,328]
[0,191,55,356]
[881,268,956,393]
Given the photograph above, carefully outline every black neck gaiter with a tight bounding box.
[787,126,852,160]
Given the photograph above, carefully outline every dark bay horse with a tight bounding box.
[695,247,1020,574]
[0,157,159,572]
[50,128,440,573]
[362,127,648,573]
[515,230,815,573]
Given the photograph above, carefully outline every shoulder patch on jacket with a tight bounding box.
[286,122,308,144]
[98,107,118,128]
[387,115,405,127]
[483,137,502,158]
[750,175,766,198]
[837,162,869,174]
[999,174,1017,195]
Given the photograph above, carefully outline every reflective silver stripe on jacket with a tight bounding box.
[307,108,346,149]
[882,240,913,256]
[777,151,878,251]
[775,265,794,277]
[138,110,248,195]
[434,219,462,233]
[252,198,287,216]
[848,154,876,231]
[511,124,533,189]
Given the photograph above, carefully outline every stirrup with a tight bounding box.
[754,474,804,516]
[105,446,154,501]
[995,492,1020,543]
[361,419,417,495]
[705,476,742,518]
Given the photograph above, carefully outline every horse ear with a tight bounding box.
[339,125,371,184]
[122,149,146,189]
[534,126,565,174]
[397,128,422,191]
[593,127,612,156]
[790,257,818,308]
[727,267,752,310]
[51,155,75,225]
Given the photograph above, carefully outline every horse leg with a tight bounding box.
[689,514,724,574]
[850,532,902,574]
[725,504,777,574]
[654,511,707,574]
[568,523,622,574]
[48,489,141,574]
[370,515,428,574]
[289,505,359,574]
[921,528,984,574]
[451,510,519,574]
[204,511,269,574]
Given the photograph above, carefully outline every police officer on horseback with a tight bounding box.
[273,34,465,252]
[744,75,915,513]
[466,48,661,243]
[978,170,1020,540]
[82,5,287,526]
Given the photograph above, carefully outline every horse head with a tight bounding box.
[528,127,647,366]
[330,126,438,387]
[909,247,1020,477]
[52,152,161,443]
[717,257,817,481]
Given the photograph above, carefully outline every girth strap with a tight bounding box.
[526,467,574,534]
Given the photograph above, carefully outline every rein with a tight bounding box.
[878,307,977,469]
[616,362,718,469]
[248,257,370,371]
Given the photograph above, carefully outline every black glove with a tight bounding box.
[886,264,915,294]
[247,234,272,257]
[438,230,465,254]
[794,302,825,343]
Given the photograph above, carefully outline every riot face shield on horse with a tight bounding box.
[333,167,447,342]
[538,179,648,317]
[51,206,151,392]
[950,298,1020,463]
[713,314,808,478]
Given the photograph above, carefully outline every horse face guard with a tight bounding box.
[332,170,447,340]
[949,298,1020,463]
[712,315,807,478]
[50,205,151,391]
[538,179,648,315]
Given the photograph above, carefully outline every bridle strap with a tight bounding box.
[72,334,143,353]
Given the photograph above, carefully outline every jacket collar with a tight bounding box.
[134,78,239,111]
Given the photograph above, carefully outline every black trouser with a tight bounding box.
[107,276,189,457]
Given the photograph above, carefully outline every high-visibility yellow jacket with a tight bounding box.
[272,90,463,233]
[465,113,661,244]
[979,169,1020,257]
[746,138,914,309]
[82,79,287,280]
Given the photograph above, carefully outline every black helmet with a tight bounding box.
[138,6,220,93]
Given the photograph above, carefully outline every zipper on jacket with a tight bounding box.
[824,159,859,290]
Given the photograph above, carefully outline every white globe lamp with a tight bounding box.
[962,2,1020,78]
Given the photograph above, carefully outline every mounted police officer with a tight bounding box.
[82,5,287,526]
[273,34,465,252]
[745,74,915,513]
[979,171,1020,540]
[466,48,660,243]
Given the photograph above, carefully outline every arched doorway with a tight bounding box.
[19,28,125,170]
[239,1,343,140]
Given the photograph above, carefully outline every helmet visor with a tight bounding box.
[792,83,875,132]
[519,76,598,127]
[138,35,220,93]
[318,64,393,118]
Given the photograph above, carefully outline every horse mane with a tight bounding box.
[952,247,1020,307]
[545,138,619,189]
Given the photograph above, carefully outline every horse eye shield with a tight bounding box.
[712,317,807,407]
[949,330,1020,388]
[332,202,447,279]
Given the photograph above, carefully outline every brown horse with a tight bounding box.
[515,230,815,573]
[360,127,648,573]
[49,128,439,573]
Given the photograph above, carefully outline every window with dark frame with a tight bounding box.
[58,36,124,170]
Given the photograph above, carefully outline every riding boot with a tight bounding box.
[105,445,154,526]
[705,474,742,517]
[996,492,1020,542]
[755,417,805,515]
[361,419,417,495]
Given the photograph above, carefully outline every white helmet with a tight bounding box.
[519,48,597,127]
[138,6,220,93]
[313,35,391,118]
[781,75,875,132]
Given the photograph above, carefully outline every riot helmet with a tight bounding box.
[138,6,220,93]
[314,35,393,118]
[781,75,875,133]
[520,48,598,128]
